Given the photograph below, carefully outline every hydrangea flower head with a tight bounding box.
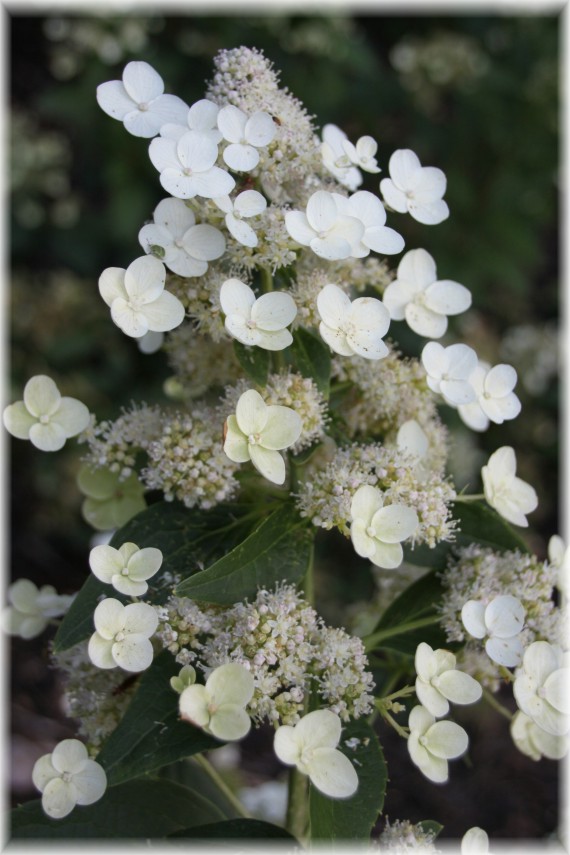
[380,149,449,225]
[3,375,90,452]
[285,190,364,261]
[350,484,419,569]
[148,131,235,199]
[274,709,358,799]
[32,739,107,819]
[461,594,525,667]
[458,361,521,431]
[217,105,276,171]
[3,579,73,640]
[88,598,158,673]
[421,342,477,406]
[513,641,570,736]
[407,704,468,783]
[220,279,296,350]
[317,283,391,360]
[89,542,163,596]
[481,446,538,527]
[77,465,146,531]
[214,190,267,247]
[179,662,254,741]
[414,642,482,717]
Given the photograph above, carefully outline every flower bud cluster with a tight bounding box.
[81,403,164,479]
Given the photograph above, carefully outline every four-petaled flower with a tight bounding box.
[138,197,225,277]
[458,361,521,432]
[510,710,567,762]
[77,465,146,532]
[220,279,296,350]
[214,190,267,247]
[317,283,391,360]
[217,105,276,171]
[285,190,364,261]
[414,642,482,718]
[350,484,418,569]
[160,98,223,145]
[32,739,107,820]
[88,598,159,673]
[223,389,302,485]
[274,709,359,799]
[99,255,185,339]
[321,124,362,190]
[333,191,404,257]
[513,641,570,736]
[179,662,254,741]
[96,60,189,138]
[380,149,449,225]
[383,248,471,339]
[461,594,525,667]
[407,704,468,783]
[3,375,90,453]
[421,342,478,406]
[342,135,381,173]
[481,446,538,527]
[3,579,73,640]
[89,542,163,597]
[149,131,235,199]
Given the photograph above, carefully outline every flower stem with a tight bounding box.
[482,687,513,721]
[499,665,515,683]
[362,615,441,652]
[194,754,251,818]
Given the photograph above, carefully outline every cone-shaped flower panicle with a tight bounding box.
[3,375,90,452]
[333,191,404,257]
[350,484,418,569]
[32,739,107,819]
[217,105,276,171]
[321,124,363,190]
[414,642,482,718]
[274,709,358,799]
[461,594,525,667]
[3,579,74,640]
[89,542,163,597]
[214,190,267,247]
[481,446,538,527]
[88,598,158,673]
[159,98,223,145]
[149,130,235,199]
[421,342,477,406]
[510,710,568,762]
[513,641,570,737]
[285,190,364,261]
[461,827,490,855]
[220,279,296,350]
[407,704,468,783]
[458,361,521,432]
[317,284,390,360]
[380,149,449,225]
[179,662,254,741]
[77,465,146,532]
[223,389,302,485]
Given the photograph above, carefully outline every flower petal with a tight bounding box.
[234,189,267,218]
[99,267,127,307]
[409,199,449,225]
[296,709,342,751]
[252,292,297,331]
[210,705,252,741]
[179,684,210,727]
[440,378,476,406]
[485,595,525,639]
[274,726,300,765]
[363,225,405,255]
[223,415,251,463]
[188,99,219,133]
[285,211,316,246]
[89,545,123,584]
[51,739,88,775]
[405,303,447,339]
[207,662,255,708]
[521,641,560,687]
[88,633,116,669]
[245,111,275,147]
[409,166,447,201]
[24,375,61,418]
[54,397,90,437]
[177,132,218,173]
[369,540,404,569]
[93,598,125,638]
[436,670,482,706]
[112,636,154,672]
[350,520,377,559]
[217,105,247,143]
[379,178,408,213]
[188,167,236,199]
[226,214,258,247]
[124,256,166,303]
[252,328,293,351]
[29,422,67,452]
[124,110,166,139]
[183,224,225,261]
[236,389,268,435]
[223,143,259,172]
[261,405,302,450]
[398,248,437,288]
[249,445,286,484]
[484,364,518,397]
[350,484,383,524]
[73,760,107,806]
[319,322,353,356]
[306,191,339,232]
[389,149,422,189]
[317,284,352,330]
[485,636,524,668]
[32,754,59,792]
[425,720,468,759]
[96,81,134,120]
[421,341,446,379]
[110,300,149,338]
[424,280,472,316]
[308,747,359,799]
[220,278,256,321]
[153,197,196,236]
[123,602,159,636]
[147,94,191,130]
[140,291,185,333]
[371,503,418,543]
[415,680,450,718]
[3,401,36,439]
[148,137,181,173]
[41,778,77,819]
[122,61,164,103]
[543,669,570,715]
[127,547,163,581]
[461,600,487,639]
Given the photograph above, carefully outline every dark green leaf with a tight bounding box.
[168,819,299,842]
[418,820,444,838]
[10,779,224,839]
[309,719,387,842]
[290,327,331,397]
[233,340,270,386]
[177,503,313,605]
[452,501,530,553]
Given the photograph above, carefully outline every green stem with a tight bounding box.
[380,709,410,739]
[194,754,251,819]
[454,494,485,503]
[482,687,513,721]
[303,540,315,606]
[362,615,441,652]
[499,665,515,683]
[286,765,309,844]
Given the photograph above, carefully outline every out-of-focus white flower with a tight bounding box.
[89,542,163,597]
[96,60,189,138]
[274,709,358,799]
[342,135,381,173]
[321,124,362,190]
[3,375,90,452]
[513,641,570,736]
[317,283,390,360]
[159,98,222,145]
[88,598,158,673]
[99,255,185,339]
[219,279,296,350]
[407,704,468,783]
[350,484,418,569]
[223,389,302,485]
[380,149,449,225]
[214,190,267,247]
[285,190,364,261]
[396,419,430,479]
[217,105,275,171]
[77,465,146,532]
[548,535,569,596]
[179,662,254,741]
[458,361,521,431]
[32,739,107,820]
[3,579,73,639]
[481,446,538,528]
[170,664,197,694]
[461,827,490,855]
[333,191,404,257]
[383,248,471,338]
[414,642,482,718]
[510,710,568,761]
[137,330,164,354]
[421,342,477,406]
[138,197,225,277]
[149,132,235,199]
[461,594,525,667]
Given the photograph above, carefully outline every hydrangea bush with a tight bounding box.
[6,47,566,848]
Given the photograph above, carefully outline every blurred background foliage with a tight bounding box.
[8,11,560,839]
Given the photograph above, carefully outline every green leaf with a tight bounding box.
[10,779,224,839]
[418,820,444,839]
[53,501,255,652]
[290,327,331,397]
[96,651,218,786]
[233,340,270,386]
[309,719,387,842]
[452,501,530,553]
[176,503,313,605]
[168,819,299,841]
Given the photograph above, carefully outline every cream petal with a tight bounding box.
[123,602,159,636]
[382,283,409,320]
[458,401,490,432]
[29,422,67,452]
[234,189,267,217]
[436,670,482,706]
[3,402,36,439]
[363,225,405,255]
[530,724,567,760]
[346,190,386,227]
[99,267,127,307]
[8,579,40,613]
[405,303,447,338]
[347,327,389,361]
[188,99,219,132]
[225,318,260,346]
[140,291,185,333]
[350,484,383,524]
[112,636,154,672]
[425,720,468,759]
[223,416,251,463]
[389,149,422,189]
[147,94,191,129]
[485,636,524,668]
[371,503,418,543]
[223,143,259,172]
[93,598,125,638]
[409,705,436,735]
[415,642,438,680]
[424,280,472,316]
[124,255,166,303]
[415,680,450,718]
[274,726,300,765]
[138,224,174,257]
[398,248,437,288]
[446,343,478,380]
[261,406,302,450]
[480,393,521,424]
[484,364,518,397]
[252,328,293,351]
[183,224,225,261]
[111,577,148,597]
[177,132,218,172]
[124,110,165,139]
[73,761,107,805]
[252,291,297,331]
[96,81,134,120]
[51,739,88,775]
[189,167,235,199]
[53,397,90,437]
[249,445,286,485]
[461,601,487,639]
[294,710,341,751]
[24,375,61,418]
[207,662,255,708]
[487,445,517,479]
[319,322,354,356]
[285,211,316,246]
[245,111,275,147]
[179,684,210,727]
[89,545,123,583]
[543,669,569,715]
[87,633,116,669]
[522,641,560,686]
[148,137,181,173]
[379,179,408,213]
[370,540,404,569]
[164,248,207,278]
[110,299,149,338]
[485,595,524,639]
[440,378,476,406]
[153,197,196,236]
[220,278,256,321]
[127,547,163,581]
[350,521,377,560]
[226,214,258,247]
[122,61,163,103]
[306,191,339,232]
[32,754,59,792]
[409,166,447,201]
[531,701,569,737]
[409,199,449,225]
[308,747,359,799]
[217,105,247,143]
[210,705,251,741]
[397,420,429,459]
[350,296,390,338]
[42,778,77,819]
[317,284,352,329]
[421,341,446,379]
[236,389,268,435]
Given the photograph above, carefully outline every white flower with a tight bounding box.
[219,279,296,350]
[396,419,430,479]
[461,827,490,855]
[170,664,197,694]
[3,375,90,452]
[148,131,235,199]
[223,389,302,485]
[98,255,185,339]
[317,284,391,360]
[481,446,538,527]
[342,135,381,173]
[88,598,158,673]
[96,60,189,138]
[3,579,73,639]
[321,124,362,190]
[32,739,107,820]
[217,105,275,171]
[407,704,468,783]
[350,484,418,569]
[383,248,471,338]
[89,542,163,597]
[274,709,358,799]
[285,190,364,261]
[332,191,405,257]
[513,641,570,736]
[380,149,449,225]
[179,662,254,741]
[511,710,568,761]
[414,642,482,718]
[214,190,267,247]
[159,98,223,145]
[461,594,525,667]
[458,361,521,431]
[548,535,569,595]
[421,342,478,406]
[138,197,225,277]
